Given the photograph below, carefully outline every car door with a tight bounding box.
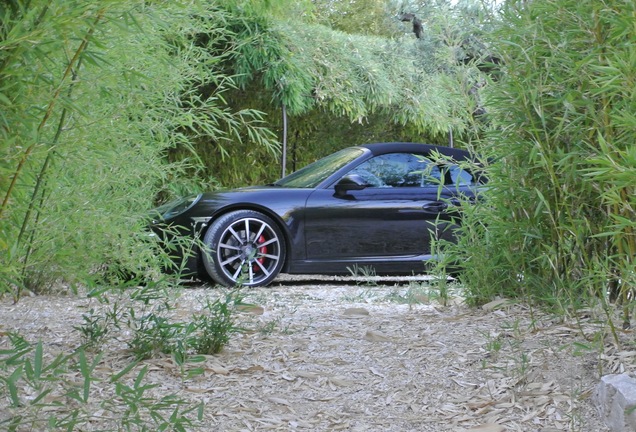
[303,152,454,260]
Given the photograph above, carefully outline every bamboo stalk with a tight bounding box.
[0,9,105,220]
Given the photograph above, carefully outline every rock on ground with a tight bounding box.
[594,373,636,432]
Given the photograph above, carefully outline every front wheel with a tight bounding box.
[201,210,286,287]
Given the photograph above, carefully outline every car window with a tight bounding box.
[348,153,474,188]
[348,153,439,187]
[448,164,474,185]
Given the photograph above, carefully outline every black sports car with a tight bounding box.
[150,142,482,287]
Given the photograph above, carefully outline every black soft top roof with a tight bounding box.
[359,142,472,161]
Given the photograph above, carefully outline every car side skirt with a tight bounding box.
[287,255,437,275]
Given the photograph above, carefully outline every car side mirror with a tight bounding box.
[334,174,368,197]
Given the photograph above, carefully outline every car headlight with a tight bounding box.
[151,194,202,221]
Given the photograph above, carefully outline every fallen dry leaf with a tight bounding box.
[237,304,265,315]
[343,307,369,316]
[462,423,506,432]
[364,329,392,342]
[481,299,511,311]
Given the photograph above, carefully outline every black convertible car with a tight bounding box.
[150,142,482,287]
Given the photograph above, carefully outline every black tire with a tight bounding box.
[201,210,285,287]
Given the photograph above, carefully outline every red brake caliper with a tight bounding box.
[253,235,267,272]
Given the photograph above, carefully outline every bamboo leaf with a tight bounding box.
[7,365,24,407]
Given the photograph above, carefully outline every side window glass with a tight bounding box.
[348,154,402,187]
[348,153,443,188]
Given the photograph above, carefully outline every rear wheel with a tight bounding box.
[201,210,285,287]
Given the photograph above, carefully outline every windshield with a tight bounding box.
[274,147,365,188]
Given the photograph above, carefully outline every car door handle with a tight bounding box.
[421,201,448,213]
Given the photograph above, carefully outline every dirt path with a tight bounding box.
[0,275,620,431]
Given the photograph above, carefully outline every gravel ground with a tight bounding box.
[1,274,627,431]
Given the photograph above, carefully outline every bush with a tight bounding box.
[448,0,636,322]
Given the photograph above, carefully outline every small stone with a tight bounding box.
[593,373,636,431]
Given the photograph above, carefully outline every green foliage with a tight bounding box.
[347,264,378,283]
[128,288,244,359]
[74,308,112,351]
[0,335,202,430]
[312,0,402,37]
[196,98,441,187]
[178,0,490,187]
[188,291,246,355]
[129,313,185,360]
[0,0,278,296]
[2,283,242,428]
[217,0,480,128]
[447,0,636,320]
